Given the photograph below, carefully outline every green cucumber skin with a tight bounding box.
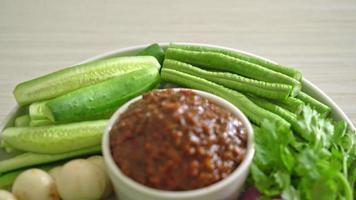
[0,146,101,175]
[165,47,301,96]
[161,68,290,129]
[46,66,160,123]
[169,43,302,81]
[297,91,331,116]
[14,56,160,106]
[14,115,30,127]
[164,59,292,100]
[2,120,108,154]
[29,119,53,127]
[138,43,165,64]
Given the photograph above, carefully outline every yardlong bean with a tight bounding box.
[164,59,292,100]
[161,68,291,128]
[169,43,302,80]
[165,48,301,96]
[297,91,331,116]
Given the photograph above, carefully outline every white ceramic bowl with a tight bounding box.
[102,88,254,200]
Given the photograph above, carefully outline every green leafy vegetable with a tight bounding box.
[251,106,355,200]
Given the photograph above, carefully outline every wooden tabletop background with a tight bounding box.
[0,0,355,125]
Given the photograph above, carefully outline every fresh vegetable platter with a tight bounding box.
[0,43,355,200]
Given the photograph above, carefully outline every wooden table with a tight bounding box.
[1,0,355,125]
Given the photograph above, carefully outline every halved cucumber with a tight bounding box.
[0,146,101,175]
[14,56,160,105]
[34,66,160,123]
[14,115,30,127]
[2,120,108,154]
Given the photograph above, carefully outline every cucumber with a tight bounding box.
[29,101,48,120]
[0,141,23,154]
[2,120,108,154]
[35,66,160,123]
[14,56,160,105]
[14,115,30,127]
[0,146,101,175]
[138,43,165,64]
[29,119,53,127]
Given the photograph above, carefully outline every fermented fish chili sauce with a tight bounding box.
[109,89,247,191]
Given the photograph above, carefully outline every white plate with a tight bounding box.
[1,42,355,160]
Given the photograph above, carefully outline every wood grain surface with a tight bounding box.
[0,0,355,124]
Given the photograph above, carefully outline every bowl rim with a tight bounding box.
[102,88,255,198]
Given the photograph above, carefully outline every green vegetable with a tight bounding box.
[161,68,290,128]
[2,120,107,154]
[248,95,307,136]
[34,65,160,123]
[14,56,160,105]
[29,119,53,127]
[297,91,331,116]
[274,97,304,114]
[14,115,30,127]
[29,101,48,120]
[165,47,301,96]
[0,146,101,175]
[248,95,297,123]
[138,43,165,64]
[0,141,22,154]
[251,107,355,200]
[164,59,292,100]
[169,43,302,80]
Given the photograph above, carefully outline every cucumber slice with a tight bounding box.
[14,115,30,127]
[2,120,108,154]
[0,146,101,175]
[14,56,160,105]
[39,66,160,123]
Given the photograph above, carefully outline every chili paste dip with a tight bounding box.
[109,89,247,191]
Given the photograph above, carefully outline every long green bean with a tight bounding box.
[247,95,305,136]
[165,48,301,96]
[169,43,302,80]
[248,95,297,123]
[164,59,292,100]
[297,91,331,116]
[160,68,290,128]
[274,97,304,114]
